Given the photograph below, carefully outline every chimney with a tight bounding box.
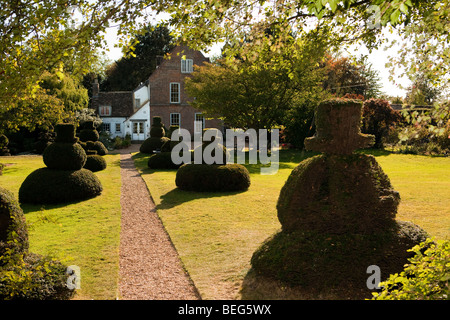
[92,78,99,97]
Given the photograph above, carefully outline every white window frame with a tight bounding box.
[99,105,111,116]
[170,113,181,127]
[181,58,193,73]
[101,123,111,132]
[194,113,205,134]
[115,123,121,133]
[170,82,180,103]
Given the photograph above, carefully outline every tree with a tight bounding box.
[185,32,327,131]
[101,25,175,91]
[405,74,441,105]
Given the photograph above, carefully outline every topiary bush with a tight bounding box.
[78,120,100,143]
[84,154,107,172]
[175,163,251,192]
[43,143,87,170]
[0,187,28,258]
[19,168,103,204]
[140,136,170,154]
[140,116,170,154]
[244,98,429,300]
[147,152,182,170]
[0,187,74,300]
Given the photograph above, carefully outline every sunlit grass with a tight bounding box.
[0,154,122,300]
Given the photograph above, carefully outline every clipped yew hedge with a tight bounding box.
[175,163,251,192]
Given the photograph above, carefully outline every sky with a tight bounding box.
[104,21,411,99]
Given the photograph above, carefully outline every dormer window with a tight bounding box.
[181,59,193,73]
[99,106,111,116]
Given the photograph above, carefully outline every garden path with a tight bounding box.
[117,144,200,300]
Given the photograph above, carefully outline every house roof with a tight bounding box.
[96,91,134,117]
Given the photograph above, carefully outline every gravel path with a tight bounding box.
[117,145,200,300]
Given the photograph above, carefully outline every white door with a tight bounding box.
[132,121,145,141]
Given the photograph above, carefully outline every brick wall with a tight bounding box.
[149,45,223,135]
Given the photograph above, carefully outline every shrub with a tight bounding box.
[43,142,87,170]
[373,238,449,300]
[175,163,251,192]
[54,123,78,144]
[361,99,402,149]
[83,141,108,156]
[140,136,170,154]
[0,252,74,300]
[0,135,9,149]
[0,187,28,258]
[147,152,182,169]
[84,154,107,172]
[19,168,103,204]
[79,128,100,143]
[149,116,165,138]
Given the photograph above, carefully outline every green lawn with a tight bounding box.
[133,150,450,300]
[0,154,122,300]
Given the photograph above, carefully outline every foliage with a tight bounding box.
[323,54,382,99]
[112,134,131,150]
[19,168,103,205]
[175,163,251,192]
[388,103,450,155]
[147,152,182,170]
[0,187,28,258]
[0,86,65,134]
[405,73,442,105]
[101,25,175,91]
[0,251,74,300]
[361,98,402,148]
[75,108,102,129]
[373,238,449,300]
[43,143,87,171]
[186,32,328,132]
[39,71,88,113]
[81,141,108,156]
[84,155,107,172]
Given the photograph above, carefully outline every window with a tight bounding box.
[181,59,193,73]
[170,113,181,127]
[170,83,180,103]
[115,123,121,133]
[133,122,144,134]
[101,123,111,132]
[99,106,111,116]
[135,98,140,110]
[194,113,205,133]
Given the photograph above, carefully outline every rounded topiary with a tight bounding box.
[191,128,230,164]
[78,120,100,143]
[140,136,170,154]
[147,152,181,169]
[43,142,87,170]
[175,163,251,192]
[149,116,165,138]
[85,141,108,156]
[84,154,107,172]
[0,187,28,258]
[19,168,103,204]
[247,221,428,300]
[277,153,400,235]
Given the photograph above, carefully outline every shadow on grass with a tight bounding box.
[156,187,248,210]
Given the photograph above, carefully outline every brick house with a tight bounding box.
[91,45,223,141]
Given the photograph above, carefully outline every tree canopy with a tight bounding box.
[101,25,175,91]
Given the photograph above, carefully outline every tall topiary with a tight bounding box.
[78,121,108,156]
[19,123,103,204]
[244,98,429,300]
[140,116,170,154]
